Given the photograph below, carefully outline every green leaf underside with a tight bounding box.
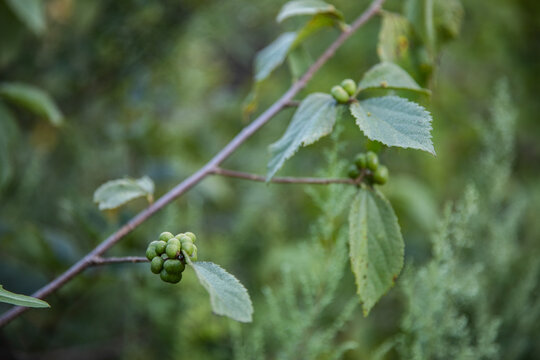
[267,93,337,180]
[0,82,63,126]
[5,0,46,35]
[93,176,155,210]
[276,0,343,23]
[358,62,428,94]
[349,188,404,316]
[0,285,50,308]
[350,96,435,155]
[190,261,253,323]
[254,32,297,82]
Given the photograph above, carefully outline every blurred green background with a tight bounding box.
[0,0,539,359]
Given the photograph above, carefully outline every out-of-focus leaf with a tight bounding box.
[350,96,435,155]
[254,32,297,82]
[267,93,337,180]
[276,0,343,23]
[0,285,50,308]
[358,62,429,94]
[382,175,438,231]
[377,11,414,66]
[0,102,19,189]
[5,0,46,35]
[93,176,155,211]
[404,0,435,53]
[349,187,404,316]
[287,45,312,81]
[434,0,463,42]
[190,261,253,323]
[0,82,63,126]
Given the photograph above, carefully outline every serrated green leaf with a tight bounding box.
[0,285,50,308]
[350,96,435,155]
[190,261,253,323]
[254,32,297,82]
[93,176,155,211]
[0,82,63,126]
[276,0,343,23]
[5,0,46,35]
[267,93,337,180]
[358,62,429,94]
[377,11,414,66]
[349,187,404,316]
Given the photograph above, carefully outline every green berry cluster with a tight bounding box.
[330,79,357,104]
[145,231,198,284]
[347,151,389,185]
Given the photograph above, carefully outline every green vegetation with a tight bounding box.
[0,0,539,359]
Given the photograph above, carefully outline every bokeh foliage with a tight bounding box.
[0,0,539,359]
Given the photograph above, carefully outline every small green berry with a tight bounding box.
[354,153,367,169]
[347,164,360,179]
[184,232,197,242]
[167,237,181,247]
[150,257,164,274]
[166,243,180,259]
[146,245,158,261]
[159,232,174,242]
[164,259,185,274]
[160,269,182,284]
[178,234,192,244]
[182,241,195,256]
[373,165,389,185]
[330,85,350,104]
[341,79,357,96]
[154,241,167,255]
[366,151,379,171]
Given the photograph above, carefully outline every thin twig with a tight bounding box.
[0,0,385,328]
[211,168,356,185]
[284,100,300,108]
[89,256,148,266]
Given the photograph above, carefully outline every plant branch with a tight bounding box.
[0,0,385,328]
[89,256,149,266]
[211,168,356,185]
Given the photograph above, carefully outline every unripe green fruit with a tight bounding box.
[330,85,350,104]
[341,79,357,96]
[178,234,191,244]
[154,241,167,255]
[347,164,360,179]
[366,151,379,171]
[182,241,195,256]
[150,256,164,274]
[167,237,181,247]
[184,232,197,242]
[164,259,185,274]
[159,232,174,242]
[354,153,367,169]
[373,165,389,185]
[146,245,158,260]
[160,269,182,284]
[166,243,180,259]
